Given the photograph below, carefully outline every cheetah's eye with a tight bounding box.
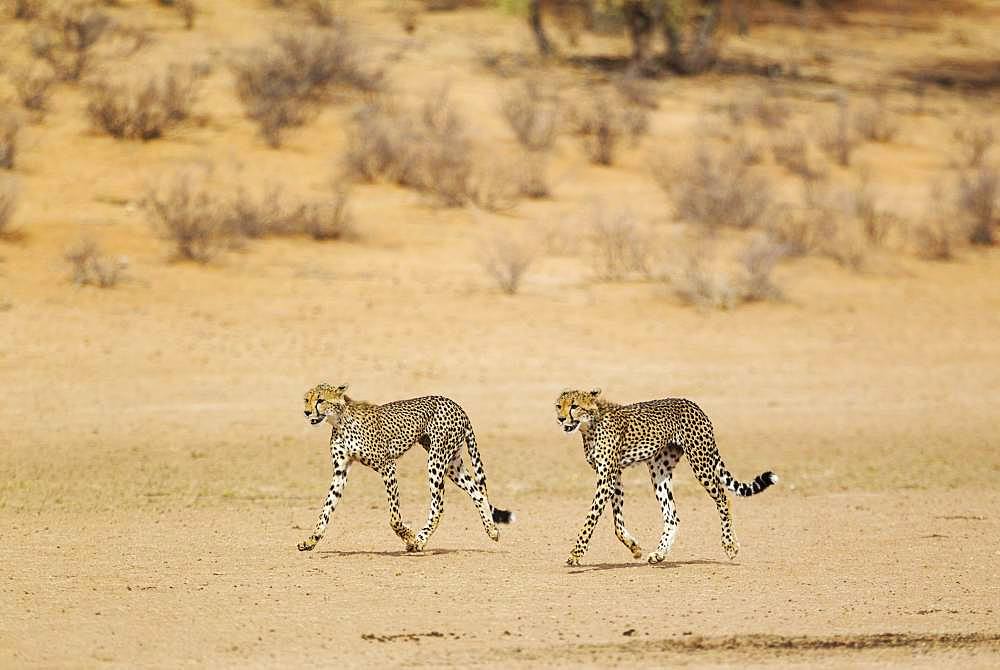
[570,404,577,410]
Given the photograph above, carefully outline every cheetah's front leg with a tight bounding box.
[567,476,613,566]
[298,452,350,552]
[610,474,643,560]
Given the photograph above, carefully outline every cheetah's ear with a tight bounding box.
[336,383,350,393]
[589,387,602,396]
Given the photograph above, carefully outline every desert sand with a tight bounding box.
[1,1,999,667]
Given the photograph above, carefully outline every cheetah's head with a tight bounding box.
[304,383,349,426]
[555,388,602,433]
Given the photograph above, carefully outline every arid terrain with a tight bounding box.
[1,0,999,667]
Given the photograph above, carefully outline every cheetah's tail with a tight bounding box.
[717,462,779,497]
[465,428,515,524]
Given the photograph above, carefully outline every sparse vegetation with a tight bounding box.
[772,129,824,180]
[958,166,998,245]
[572,89,648,166]
[0,176,18,236]
[0,112,20,169]
[500,78,559,151]
[11,63,56,113]
[668,235,785,310]
[953,123,995,169]
[656,144,772,231]
[86,64,203,140]
[64,238,126,287]
[854,97,899,143]
[293,186,354,241]
[144,169,226,262]
[30,3,113,81]
[478,231,534,295]
[515,150,550,199]
[588,206,650,281]
[8,0,46,20]
[819,96,857,167]
[232,26,380,147]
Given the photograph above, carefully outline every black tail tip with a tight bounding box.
[763,471,779,486]
[492,508,514,524]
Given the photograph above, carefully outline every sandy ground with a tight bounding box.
[2,0,1000,667]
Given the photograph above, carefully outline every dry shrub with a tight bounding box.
[588,206,650,281]
[11,63,56,113]
[9,0,46,20]
[953,123,995,168]
[668,236,785,310]
[144,169,226,262]
[467,157,520,213]
[303,0,334,26]
[0,112,20,169]
[733,134,766,166]
[30,3,113,81]
[852,173,897,246]
[771,129,825,180]
[0,176,18,236]
[232,26,379,147]
[500,78,559,151]
[224,185,291,238]
[86,64,203,140]
[958,166,998,245]
[478,231,535,295]
[64,238,126,287]
[345,90,481,208]
[396,1,419,33]
[656,145,772,231]
[614,72,658,111]
[854,97,899,143]
[818,96,857,167]
[577,92,620,165]
[292,187,354,241]
[800,179,867,270]
[729,91,790,129]
[736,235,786,303]
[570,87,650,166]
[515,149,550,199]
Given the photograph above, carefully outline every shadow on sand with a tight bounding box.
[568,558,736,574]
[318,547,502,559]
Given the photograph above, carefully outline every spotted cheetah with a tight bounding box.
[556,388,778,566]
[298,383,513,553]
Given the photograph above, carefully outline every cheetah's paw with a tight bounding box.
[566,554,582,567]
[723,542,740,560]
[631,546,644,560]
[406,537,425,553]
[297,537,317,552]
[647,551,667,564]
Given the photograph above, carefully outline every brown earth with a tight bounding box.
[1,1,999,667]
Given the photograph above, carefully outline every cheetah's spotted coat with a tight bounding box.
[298,384,512,553]
[556,389,778,566]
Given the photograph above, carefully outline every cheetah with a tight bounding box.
[556,388,778,566]
[298,383,513,553]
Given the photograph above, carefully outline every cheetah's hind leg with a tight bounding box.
[446,454,500,542]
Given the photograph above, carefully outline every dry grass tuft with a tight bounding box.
[655,144,772,231]
[500,78,560,151]
[8,0,46,20]
[952,123,995,168]
[232,26,380,147]
[572,89,649,166]
[64,238,126,287]
[0,112,20,169]
[958,165,998,245]
[11,63,56,113]
[30,3,114,81]
[818,96,857,167]
[144,169,227,262]
[0,176,18,236]
[86,64,204,141]
[478,231,535,295]
[772,129,825,180]
[668,235,786,310]
[588,206,650,281]
[854,97,900,143]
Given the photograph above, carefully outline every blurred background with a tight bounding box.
[0,1,998,666]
